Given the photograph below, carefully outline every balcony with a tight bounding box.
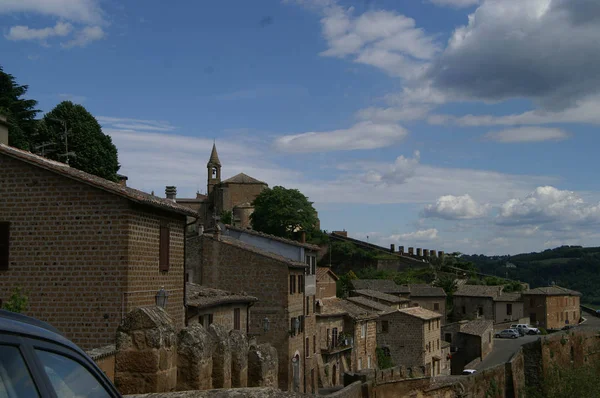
[322,336,354,356]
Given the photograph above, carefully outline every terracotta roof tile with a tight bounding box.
[319,298,378,320]
[459,319,493,337]
[454,285,502,298]
[407,285,446,298]
[353,289,408,304]
[346,296,392,312]
[186,283,257,309]
[351,279,402,293]
[222,173,266,185]
[494,292,522,302]
[522,286,582,296]
[0,144,197,217]
[395,306,441,321]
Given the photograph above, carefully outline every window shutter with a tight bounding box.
[0,222,9,271]
[159,225,170,271]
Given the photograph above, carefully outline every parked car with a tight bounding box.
[462,369,477,375]
[595,309,600,317]
[0,309,122,398]
[509,324,526,336]
[495,329,520,339]
[511,324,540,335]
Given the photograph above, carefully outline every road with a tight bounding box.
[474,313,600,371]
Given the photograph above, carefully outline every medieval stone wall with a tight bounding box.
[453,296,494,322]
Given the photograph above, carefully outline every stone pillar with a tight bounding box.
[423,249,429,257]
[408,247,414,256]
[399,246,404,254]
[416,248,422,257]
[229,330,249,387]
[438,251,445,258]
[176,324,215,391]
[115,307,177,395]
[430,250,437,258]
[390,244,395,253]
[248,343,279,388]
[208,324,232,388]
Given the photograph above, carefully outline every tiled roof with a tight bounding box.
[494,292,522,302]
[316,267,339,281]
[459,319,493,337]
[203,234,308,269]
[319,297,378,320]
[186,283,257,308]
[0,144,197,217]
[395,306,441,321]
[224,224,320,250]
[222,173,266,185]
[346,296,392,312]
[351,279,402,293]
[408,285,447,298]
[353,289,408,304]
[454,285,502,298]
[522,286,582,296]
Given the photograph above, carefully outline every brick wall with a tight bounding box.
[545,295,580,329]
[0,155,129,349]
[221,183,266,212]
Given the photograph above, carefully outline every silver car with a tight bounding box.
[495,329,520,339]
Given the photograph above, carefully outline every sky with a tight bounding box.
[2,0,600,256]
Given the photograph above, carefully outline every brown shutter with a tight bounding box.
[159,225,170,271]
[0,222,9,271]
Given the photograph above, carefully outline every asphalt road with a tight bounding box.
[474,313,600,371]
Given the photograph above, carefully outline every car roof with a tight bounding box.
[0,310,87,356]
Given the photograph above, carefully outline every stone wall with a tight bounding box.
[352,319,377,372]
[187,302,249,333]
[410,297,446,325]
[377,311,425,371]
[494,301,524,324]
[453,296,494,322]
[88,345,117,382]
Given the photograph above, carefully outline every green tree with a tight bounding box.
[336,270,358,298]
[251,186,319,239]
[0,66,40,150]
[39,101,120,181]
[2,287,29,313]
[220,210,233,224]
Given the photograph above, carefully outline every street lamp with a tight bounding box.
[263,317,270,333]
[155,287,168,308]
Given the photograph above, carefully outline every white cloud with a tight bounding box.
[427,0,600,109]
[273,121,409,153]
[0,0,104,24]
[422,194,488,219]
[318,6,439,78]
[484,127,569,143]
[390,228,439,241]
[362,151,421,184]
[61,25,104,48]
[428,0,480,7]
[498,186,600,226]
[5,21,72,42]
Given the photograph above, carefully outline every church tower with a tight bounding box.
[207,143,221,194]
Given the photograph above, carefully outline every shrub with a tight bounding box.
[2,287,29,313]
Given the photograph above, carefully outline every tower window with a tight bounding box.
[212,167,218,178]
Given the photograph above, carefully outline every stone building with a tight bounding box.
[494,292,524,324]
[186,230,318,393]
[522,286,582,330]
[398,285,447,323]
[453,285,525,325]
[377,307,443,376]
[176,144,268,231]
[346,296,403,314]
[186,283,258,333]
[316,297,378,387]
[316,267,338,300]
[351,289,409,310]
[0,142,196,350]
[442,319,493,374]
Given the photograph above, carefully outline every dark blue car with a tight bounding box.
[0,310,122,397]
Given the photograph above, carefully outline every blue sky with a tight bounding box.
[2,0,600,255]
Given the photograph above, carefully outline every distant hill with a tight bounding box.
[462,246,600,305]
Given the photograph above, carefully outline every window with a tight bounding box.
[208,314,213,325]
[367,355,372,369]
[305,255,316,275]
[198,315,204,325]
[381,320,389,333]
[327,328,331,345]
[428,321,431,331]
[427,342,430,353]
[445,333,452,343]
[358,358,362,371]
[434,302,440,311]
[290,275,296,294]
[234,308,241,331]
[462,306,466,314]
[0,345,39,397]
[306,297,310,315]
[478,307,483,317]
[332,328,338,347]
[437,339,440,350]
[36,349,111,398]
[566,312,569,322]
[306,337,310,358]
[0,222,9,271]
[299,315,305,333]
[361,323,366,338]
[489,332,492,343]
[313,297,316,314]
[299,275,304,294]
[313,335,316,354]
[507,303,513,316]
[159,224,170,271]
[311,369,315,393]
[291,318,296,336]
[560,312,564,322]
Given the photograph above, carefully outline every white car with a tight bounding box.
[511,324,540,335]
[462,369,477,375]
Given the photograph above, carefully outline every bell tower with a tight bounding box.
[207,143,221,194]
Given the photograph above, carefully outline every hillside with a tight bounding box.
[463,246,600,305]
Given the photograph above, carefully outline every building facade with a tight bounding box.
[187,230,318,393]
[522,286,582,330]
[0,143,195,350]
[493,292,524,324]
[442,319,494,374]
[377,307,443,376]
[316,267,338,300]
[453,285,503,322]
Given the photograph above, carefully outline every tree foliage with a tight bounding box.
[2,287,29,313]
[251,186,319,239]
[220,210,233,225]
[0,66,40,150]
[38,101,120,181]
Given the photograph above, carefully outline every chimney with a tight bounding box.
[165,186,177,201]
[430,250,437,258]
[0,114,8,146]
[438,251,445,258]
[416,248,422,257]
[390,244,395,253]
[300,231,306,243]
[117,174,128,187]
[399,246,404,254]
[408,247,414,256]
[423,249,429,257]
